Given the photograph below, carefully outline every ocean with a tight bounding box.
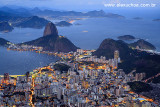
[0,17,160,74]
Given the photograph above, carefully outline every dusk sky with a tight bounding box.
[0,0,159,11]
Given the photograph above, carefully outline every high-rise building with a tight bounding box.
[77,49,83,54]
[114,50,119,60]
[135,73,146,81]
[4,73,9,80]
[57,87,62,100]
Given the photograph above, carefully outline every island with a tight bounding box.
[129,39,156,50]
[118,35,136,41]
[133,17,143,20]
[74,23,81,25]
[55,21,72,27]
[105,13,125,19]
[0,21,14,33]
[153,19,160,21]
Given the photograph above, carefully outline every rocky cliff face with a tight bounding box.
[23,22,77,52]
[43,22,58,37]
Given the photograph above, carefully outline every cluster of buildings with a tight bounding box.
[0,73,32,106]
[0,49,158,106]
[8,44,43,52]
[76,49,120,68]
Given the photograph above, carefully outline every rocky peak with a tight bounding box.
[99,38,117,49]
[94,38,132,59]
[43,22,58,37]
[23,22,78,52]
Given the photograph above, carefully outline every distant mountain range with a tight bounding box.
[0,6,32,17]
[0,6,125,19]
[31,8,125,18]
[0,6,126,32]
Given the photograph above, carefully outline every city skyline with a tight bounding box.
[0,0,160,106]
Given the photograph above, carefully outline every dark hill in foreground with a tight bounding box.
[93,38,133,60]
[93,38,160,82]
